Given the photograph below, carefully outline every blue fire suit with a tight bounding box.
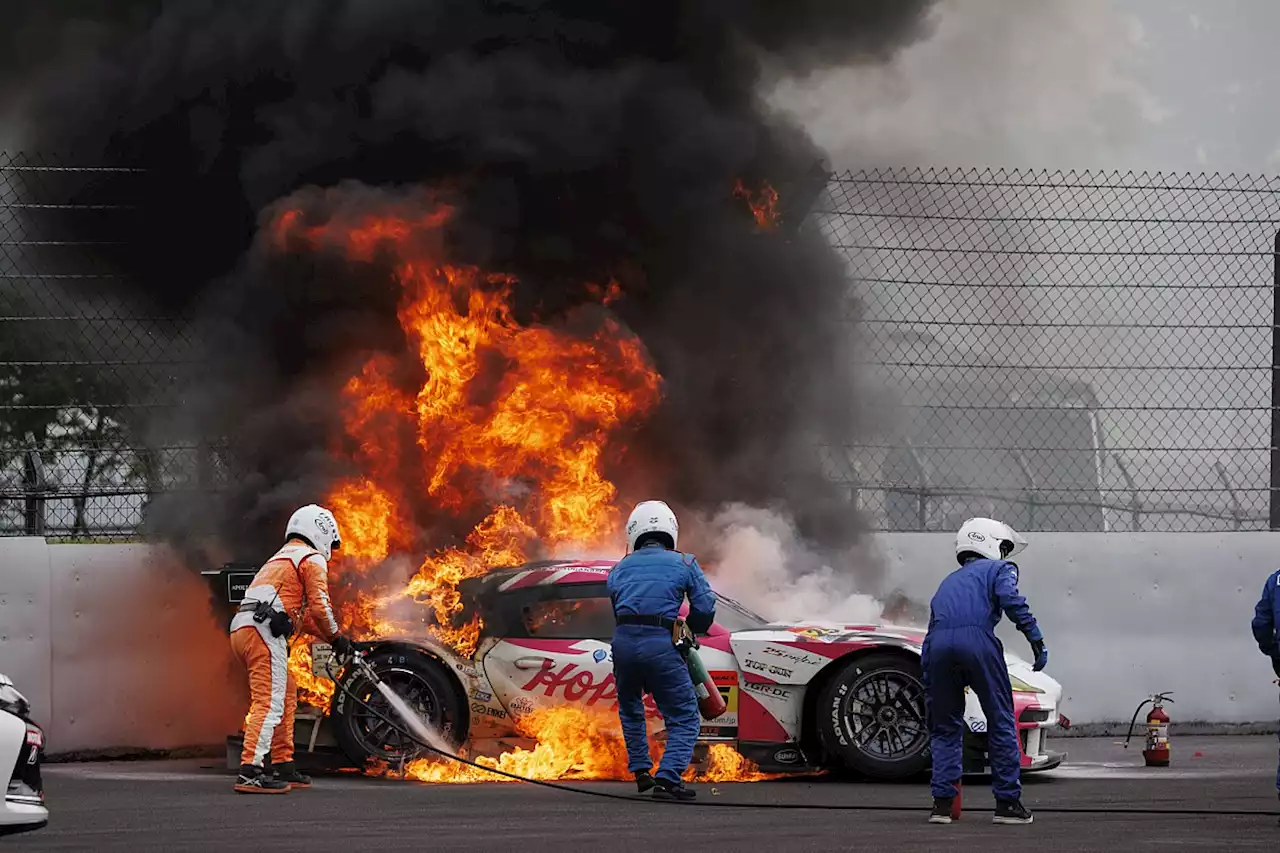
[1249,568,1280,793]
[922,557,1041,802]
[607,542,717,785]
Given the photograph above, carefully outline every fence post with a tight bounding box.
[907,445,929,531]
[1114,456,1142,532]
[1215,461,1242,531]
[1272,229,1280,529]
[1015,450,1038,530]
[21,448,46,537]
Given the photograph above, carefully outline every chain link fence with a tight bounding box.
[2,156,1278,536]
[0,152,199,539]
[814,167,1280,532]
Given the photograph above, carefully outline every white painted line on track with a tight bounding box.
[1050,761,1266,780]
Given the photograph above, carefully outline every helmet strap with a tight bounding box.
[634,532,674,551]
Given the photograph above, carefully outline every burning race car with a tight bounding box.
[211,559,1066,780]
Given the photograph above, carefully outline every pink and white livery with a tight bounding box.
[210,559,1068,779]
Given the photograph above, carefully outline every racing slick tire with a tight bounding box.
[815,652,931,780]
[332,647,468,768]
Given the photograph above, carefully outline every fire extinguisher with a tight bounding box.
[685,645,729,720]
[673,619,728,720]
[1123,692,1174,767]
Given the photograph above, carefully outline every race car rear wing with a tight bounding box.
[201,563,259,607]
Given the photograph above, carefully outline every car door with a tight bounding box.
[480,583,662,732]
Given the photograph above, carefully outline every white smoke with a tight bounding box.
[768,0,1168,170]
[698,503,883,625]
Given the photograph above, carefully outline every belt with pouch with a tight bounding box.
[238,600,295,638]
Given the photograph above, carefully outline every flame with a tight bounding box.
[289,643,336,711]
[585,279,624,306]
[270,194,774,786]
[272,194,660,708]
[733,179,780,230]
[694,743,776,783]
[401,706,776,784]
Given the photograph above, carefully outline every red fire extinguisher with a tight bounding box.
[672,620,728,720]
[1124,692,1173,767]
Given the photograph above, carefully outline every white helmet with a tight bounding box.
[625,500,679,553]
[286,504,342,561]
[955,517,1027,563]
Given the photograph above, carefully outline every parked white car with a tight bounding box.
[0,673,47,837]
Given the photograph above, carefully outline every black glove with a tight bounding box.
[1030,639,1048,672]
[330,635,354,659]
[1271,655,1280,680]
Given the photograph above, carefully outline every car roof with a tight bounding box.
[464,559,620,593]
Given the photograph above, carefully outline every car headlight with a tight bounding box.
[1009,675,1044,694]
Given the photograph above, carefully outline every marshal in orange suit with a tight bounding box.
[229,504,352,794]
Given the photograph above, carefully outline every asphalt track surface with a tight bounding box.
[24,736,1280,852]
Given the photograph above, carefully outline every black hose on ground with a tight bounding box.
[325,660,1278,816]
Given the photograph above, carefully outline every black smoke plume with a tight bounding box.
[10,0,936,575]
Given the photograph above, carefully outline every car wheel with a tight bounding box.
[332,648,468,767]
[815,652,931,780]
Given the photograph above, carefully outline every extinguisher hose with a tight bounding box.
[327,670,1279,817]
[1122,698,1153,748]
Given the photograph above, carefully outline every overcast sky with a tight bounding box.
[774,0,1280,175]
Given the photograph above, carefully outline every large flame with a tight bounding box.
[402,706,777,785]
[270,195,658,694]
[267,189,769,786]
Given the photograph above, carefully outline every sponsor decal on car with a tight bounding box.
[471,689,493,702]
[509,696,535,715]
[745,659,793,679]
[760,647,826,668]
[471,702,508,720]
[773,748,802,764]
[789,626,842,641]
[513,661,663,719]
[743,681,793,700]
[520,661,618,705]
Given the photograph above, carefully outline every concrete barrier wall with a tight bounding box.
[0,533,1275,754]
[0,539,244,755]
[871,531,1280,726]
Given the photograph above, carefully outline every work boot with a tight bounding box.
[652,779,696,802]
[234,764,291,794]
[634,770,656,795]
[929,797,955,824]
[272,761,312,789]
[993,798,1034,825]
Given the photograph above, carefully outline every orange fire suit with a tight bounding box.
[230,541,342,767]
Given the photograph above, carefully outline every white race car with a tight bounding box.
[0,674,47,836]
[212,559,1068,780]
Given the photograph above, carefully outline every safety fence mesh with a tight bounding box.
[0,153,201,539]
[1,157,1277,536]
[813,168,1280,532]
